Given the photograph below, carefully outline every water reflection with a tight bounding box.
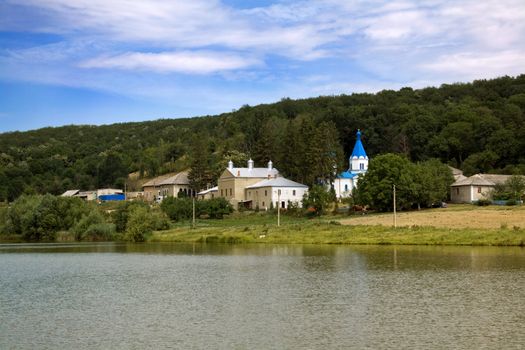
[0,243,524,349]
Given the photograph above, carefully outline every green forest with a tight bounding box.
[1,74,524,202]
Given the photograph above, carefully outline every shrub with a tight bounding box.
[506,199,517,206]
[83,223,116,241]
[201,197,233,219]
[160,197,194,221]
[475,199,491,206]
[73,210,115,241]
[111,201,150,232]
[125,206,155,242]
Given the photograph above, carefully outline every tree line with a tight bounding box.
[0,74,524,201]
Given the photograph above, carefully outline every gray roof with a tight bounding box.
[451,174,513,187]
[448,166,463,176]
[246,177,308,189]
[158,171,189,186]
[226,167,279,178]
[143,173,178,187]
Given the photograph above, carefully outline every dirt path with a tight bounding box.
[339,205,525,229]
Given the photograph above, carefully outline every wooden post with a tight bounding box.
[393,184,397,228]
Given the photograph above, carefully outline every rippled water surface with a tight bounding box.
[1,243,524,349]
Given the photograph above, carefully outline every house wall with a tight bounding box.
[159,184,192,198]
[451,185,493,203]
[334,178,354,199]
[143,186,158,202]
[198,190,218,200]
[472,185,493,202]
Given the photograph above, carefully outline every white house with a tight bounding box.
[450,174,513,203]
[334,130,369,199]
[245,177,308,210]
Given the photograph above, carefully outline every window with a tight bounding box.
[262,201,265,207]
[478,187,482,193]
[221,189,223,196]
[344,184,348,191]
[229,188,232,196]
[456,188,459,195]
[264,190,267,196]
[293,190,296,196]
[360,163,364,170]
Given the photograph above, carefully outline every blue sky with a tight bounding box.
[1,0,524,132]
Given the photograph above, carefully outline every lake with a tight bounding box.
[1,243,524,349]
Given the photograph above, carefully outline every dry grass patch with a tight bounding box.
[340,204,525,229]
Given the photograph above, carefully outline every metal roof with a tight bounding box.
[246,177,308,189]
[225,167,279,178]
[337,171,358,179]
[351,129,368,159]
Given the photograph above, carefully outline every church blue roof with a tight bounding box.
[338,171,358,179]
[351,130,368,159]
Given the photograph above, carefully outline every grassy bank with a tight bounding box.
[150,215,525,246]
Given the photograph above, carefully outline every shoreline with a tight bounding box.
[148,222,525,246]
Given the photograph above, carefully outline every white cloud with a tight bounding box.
[79,51,262,74]
[421,50,525,80]
[1,0,524,97]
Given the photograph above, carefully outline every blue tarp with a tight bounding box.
[98,194,125,201]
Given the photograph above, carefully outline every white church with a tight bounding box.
[333,130,369,199]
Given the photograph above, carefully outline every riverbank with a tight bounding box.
[150,220,525,246]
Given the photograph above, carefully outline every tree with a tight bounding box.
[354,154,416,211]
[504,175,525,201]
[188,134,214,193]
[412,159,454,209]
[302,185,332,216]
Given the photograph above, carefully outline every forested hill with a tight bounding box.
[1,74,525,201]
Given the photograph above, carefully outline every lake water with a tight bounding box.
[1,243,524,349]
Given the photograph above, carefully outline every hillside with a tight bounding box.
[1,75,524,201]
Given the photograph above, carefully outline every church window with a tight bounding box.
[344,184,348,191]
[360,163,364,170]
[293,190,296,196]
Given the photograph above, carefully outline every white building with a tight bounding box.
[334,130,369,199]
[245,177,308,210]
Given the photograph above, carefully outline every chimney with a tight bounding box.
[248,159,254,170]
[268,160,273,171]
[228,160,234,171]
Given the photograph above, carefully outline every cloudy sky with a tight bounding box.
[1,0,524,132]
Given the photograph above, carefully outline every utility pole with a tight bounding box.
[277,189,281,227]
[192,197,196,229]
[393,184,397,228]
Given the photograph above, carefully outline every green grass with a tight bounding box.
[150,212,525,246]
